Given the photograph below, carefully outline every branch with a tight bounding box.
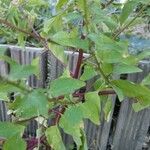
[15,116,37,123]
[113,3,149,39]
[93,54,110,84]
[73,89,116,98]
[73,49,83,78]
[0,76,30,93]
[0,18,43,41]
[83,0,90,33]
[82,0,110,84]
[53,107,66,125]
[0,18,67,66]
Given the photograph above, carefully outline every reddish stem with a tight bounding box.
[53,107,66,125]
[73,89,116,98]
[99,90,116,95]
[73,49,83,79]
[53,49,84,125]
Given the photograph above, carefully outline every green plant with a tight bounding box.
[0,0,150,149]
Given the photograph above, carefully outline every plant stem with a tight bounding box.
[83,0,90,33]
[15,116,37,123]
[92,53,110,84]
[73,49,83,78]
[82,0,110,84]
[0,76,30,93]
[0,18,38,40]
[113,3,149,39]
[0,18,66,66]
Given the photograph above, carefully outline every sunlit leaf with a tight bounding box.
[113,64,142,74]
[103,98,112,122]
[3,135,26,150]
[132,102,149,112]
[48,43,67,64]
[10,89,49,119]
[50,77,85,97]
[45,126,65,150]
[51,31,89,50]
[119,0,138,25]
[80,65,97,81]
[112,80,150,106]
[81,92,101,125]
[0,122,25,139]
[141,73,150,86]
[59,105,83,148]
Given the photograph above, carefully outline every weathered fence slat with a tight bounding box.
[112,61,150,150]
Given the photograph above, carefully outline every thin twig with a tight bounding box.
[73,49,83,78]
[0,18,66,66]
[113,3,149,39]
[82,0,110,84]
[93,54,110,84]
[0,18,43,41]
[83,0,90,33]
[0,76,30,93]
[15,116,37,123]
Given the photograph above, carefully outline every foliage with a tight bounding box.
[0,0,150,149]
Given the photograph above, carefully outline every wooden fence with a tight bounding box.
[0,45,150,150]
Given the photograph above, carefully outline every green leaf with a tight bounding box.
[64,12,83,23]
[112,80,150,106]
[56,0,68,9]
[50,77,85,97]
[0,80,21,94]
[60,92,101,147]
[59,105,83,148]
[113,64,142,74]
[3,135,26,150]
[10,90,49,119]
[101,63,113,75]
[140,0,150,4]
[9,64,37,79]
[122,55,138,65]
[96,50,123,63]
[0,55,17,65]
[51,31,89,50]
[48,43,67,64]
[119,0,138,25]
[90,3,117,30]
[0,55,39,79]
[93,79,105,90]
[45,126,65,150]
[81,92,101,125]
[88,33,124,52]
[132,102,150,112]
[137,51,150,61]
[112,85,124,101]
[80,65,97,81]
[103,98,112,122]
[0,92,9,101]
[0,47,7,55]
[31,56,40,77]
[28,0,47,6]
[43,15,61,33]
[0,122,25,139]
[9,57,39,79]
[141,73,150,86]
[79,129,88,150]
